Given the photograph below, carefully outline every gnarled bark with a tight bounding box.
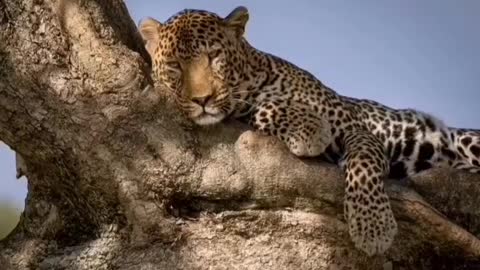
[0,1,479,269]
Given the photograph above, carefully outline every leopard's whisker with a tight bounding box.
[232,98,255,107]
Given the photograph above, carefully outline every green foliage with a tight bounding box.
[0,202,21,239]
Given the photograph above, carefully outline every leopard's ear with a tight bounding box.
[139,17,162,41]
[138,17,162,55]
[224,6,249,37]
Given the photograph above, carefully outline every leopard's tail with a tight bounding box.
[449,128,480,173]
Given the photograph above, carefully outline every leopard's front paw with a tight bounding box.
[345,196,397,256]
[286,118,332,157]
[286,136,326,157]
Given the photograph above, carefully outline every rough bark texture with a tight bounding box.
[1,1,480,269]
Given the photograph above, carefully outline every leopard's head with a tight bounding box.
[139,7,250,125]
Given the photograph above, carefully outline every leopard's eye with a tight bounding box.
[208,49,222,63]
[164,61,182,71]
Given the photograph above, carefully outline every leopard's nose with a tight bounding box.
[191,94,213,106]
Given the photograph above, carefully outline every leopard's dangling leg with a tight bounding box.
[342,130,397,256]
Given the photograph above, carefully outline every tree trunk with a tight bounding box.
[1,1,479,269]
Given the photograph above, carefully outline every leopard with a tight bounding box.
[138,6,480,256]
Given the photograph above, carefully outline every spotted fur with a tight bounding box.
[139,6,480,256]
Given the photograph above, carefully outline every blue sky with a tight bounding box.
[1,0,479,209]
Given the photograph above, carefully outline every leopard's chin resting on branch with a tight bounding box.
[0,0,479,269]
